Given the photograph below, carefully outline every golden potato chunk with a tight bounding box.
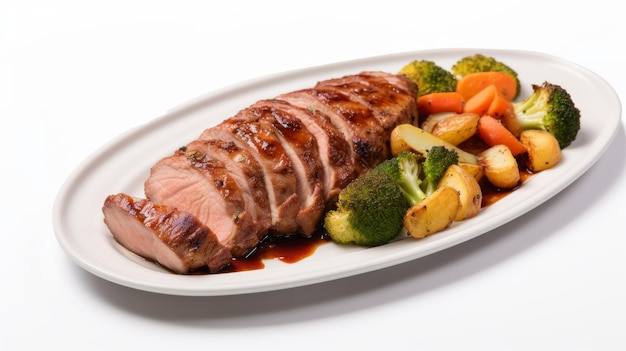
[403,186,460,239]
[390,124,478,164]
[519,130,562,172]
[430,112,480,146]
[477,144,520,189]
[437,164,482,221]
[420,111,456,133]
[458,162,484,183]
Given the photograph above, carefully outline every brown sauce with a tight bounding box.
[221,232,331,273]
[185,231,331,274]
[460,136,535,208]
[481,168,533,207]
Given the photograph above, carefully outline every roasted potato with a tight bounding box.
[430,112,480,146]
[437,164,482,221]
[420,111,456,133]
[477,144,520,189]
[458,162,484,182]
[519,130,562,172]
[390,124,478,164]
[403,186,460,239]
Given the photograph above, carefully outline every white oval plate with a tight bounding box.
[53,49,621,296]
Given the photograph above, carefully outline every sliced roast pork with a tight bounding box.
[278,85,389,173]
[144,147,262,257]
[236,99,326,235]
[250,99,358,208]
[199,117,301,235]
[184,139,272,235]
[315,71,418,133]
[102,193,232,274]
[103,70,419,273]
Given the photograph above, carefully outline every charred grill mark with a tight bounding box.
[353,138,377,160]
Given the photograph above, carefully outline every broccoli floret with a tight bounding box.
[513,81,581,149]
[378,148,459,205]
[398,60,458,97]
[324,169,409,247]
[377,151,427,206]
[451,54,521,100]
[421,146,460,195]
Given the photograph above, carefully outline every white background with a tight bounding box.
[2,1,625,350]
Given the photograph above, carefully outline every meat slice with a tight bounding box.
[144,148,262,257]
[241,99,326,235]
[252,99,358,207]
[316,71,418,133]
[278,85,388,172]
[184,139,273,237]
[199,119,301,235]
[102,193,232,274]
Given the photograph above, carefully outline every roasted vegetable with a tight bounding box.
[476,115,527,156]
[399,60,458,97]
[451,53,521,100]
[324,168,408,247]
[477,144,521,189]
[456,71,518,102]
[377,148,458,205]
[430,112,480,146]
[513,81,581,149]
[390,124,478,164]
[403,186,460,238]
[417,91,465,116]
[376,151,427,206]
[519,129,562,172]
[437,164,482,220]
[421,146,460,196]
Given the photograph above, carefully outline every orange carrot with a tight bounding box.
[463,84,497,115]
[476,115,527,156]
[456,71,517,101]
[417,91,465,116]
[487,91,513,119]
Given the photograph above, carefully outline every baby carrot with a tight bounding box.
[456,71,517,101]
[487,91,513,119]
[463,84,497,116]
[417,91,465,116]
[476,115,527,156]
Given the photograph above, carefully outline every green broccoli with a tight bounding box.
[376,148,459,204]
[324,148,459,247]
[398,60,458,97]
[421,146,460,195]
[451,54,521,100]
[513,81,581,149]
[324,169,409,247]
[376,151,426,206]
